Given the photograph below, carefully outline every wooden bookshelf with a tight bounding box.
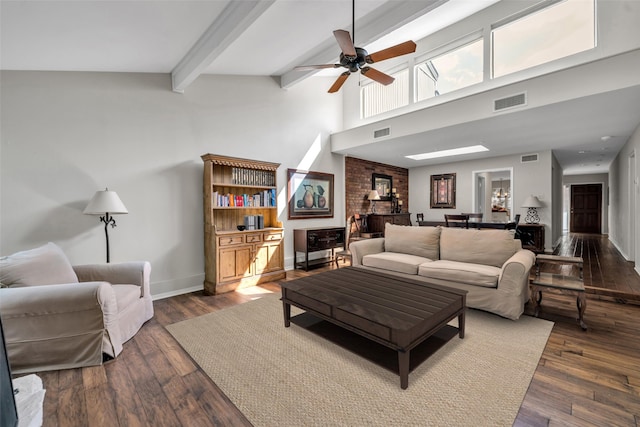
[201,154,285,295]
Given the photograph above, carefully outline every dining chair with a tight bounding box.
[335,216,356,267]
[444,214,470,228]
[462,212,483,220]
[462,212,483,229]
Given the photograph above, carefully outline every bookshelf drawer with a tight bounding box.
[263,232,283,242]
[246,234,262,243]
[218,235,245,246]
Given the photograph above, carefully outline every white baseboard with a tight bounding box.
[151,273,204,301]
[152,284,204,301]
[609,237,631,261]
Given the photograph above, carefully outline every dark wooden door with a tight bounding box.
[570,184,602,233]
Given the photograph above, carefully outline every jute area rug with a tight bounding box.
[167,293,553,427]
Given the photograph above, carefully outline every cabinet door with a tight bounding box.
[255,241,283,274]
[394,214,411,226]
[218,246,253,282]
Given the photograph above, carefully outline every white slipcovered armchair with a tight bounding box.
[0,242,154,374]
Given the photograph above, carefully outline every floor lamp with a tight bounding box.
[84,188,128,263]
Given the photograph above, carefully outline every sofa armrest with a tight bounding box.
[73,261,151,298]
[0,282,118,335]
[0,282,121,372]
[498,249,536,295]
[350,238,385,266]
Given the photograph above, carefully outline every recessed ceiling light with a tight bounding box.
[406,145,489,160]
[601,135,611,141]
[578,150,586,154]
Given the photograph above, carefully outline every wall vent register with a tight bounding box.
[493,92,527,112]
[521,153,539,163]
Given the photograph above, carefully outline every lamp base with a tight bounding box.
[525,207,540,224]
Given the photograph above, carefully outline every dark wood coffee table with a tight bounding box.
[280,267,467,389]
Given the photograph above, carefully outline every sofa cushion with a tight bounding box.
[363,252,433,275]
[0,242,79,287]
[418,260,500,288]
[440,228,517,268]
[384,223,441,260]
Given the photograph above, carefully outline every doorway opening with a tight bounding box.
[570,183,602,234]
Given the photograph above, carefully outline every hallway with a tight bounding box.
[549,233,640,302]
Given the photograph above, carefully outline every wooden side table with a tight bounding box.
[530,255,587,330]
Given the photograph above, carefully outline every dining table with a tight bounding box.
[417,219,514,230]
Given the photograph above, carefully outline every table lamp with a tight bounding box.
[368,190,381,213]
[84,188,128,263]
[522,195,542,224]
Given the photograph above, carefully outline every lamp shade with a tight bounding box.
[367,190,381,201]
[521,195,542,208]
[84,189,128,214]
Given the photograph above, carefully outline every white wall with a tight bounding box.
[0,71,343,298]
[609,121,640,273]
[409,150,553,252]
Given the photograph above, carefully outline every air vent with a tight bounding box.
[373,127,390,139]
[494,92,527,112]
[521,153,539,163]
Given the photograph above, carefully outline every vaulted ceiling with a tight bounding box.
[0,0,493,91]
[2,0,639,174]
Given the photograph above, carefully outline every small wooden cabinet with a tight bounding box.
[294,227,345,270]
[202,154,285,295]
[366,213,412,235]
[516,223,545,253]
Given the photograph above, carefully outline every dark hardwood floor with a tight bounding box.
[26,233,640,426]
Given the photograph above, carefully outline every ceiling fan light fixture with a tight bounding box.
[294,0,416,93]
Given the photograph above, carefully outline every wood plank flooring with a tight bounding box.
[547,233,640,303]
[25,233,640,426]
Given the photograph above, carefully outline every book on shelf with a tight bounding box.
[243,214,264,230]
[213,190,276,208]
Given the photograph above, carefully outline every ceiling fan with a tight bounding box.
[295,0,417,93]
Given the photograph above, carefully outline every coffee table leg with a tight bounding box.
[458,311,465,339]
[398,350,410,390]
[283,301,291,328]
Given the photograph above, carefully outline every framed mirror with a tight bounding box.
[472,168,513,222]
[372,173,392,201]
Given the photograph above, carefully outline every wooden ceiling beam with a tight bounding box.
[171,0,275,93]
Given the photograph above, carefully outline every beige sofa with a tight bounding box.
[350,224,536,320]
[0,242,154,373]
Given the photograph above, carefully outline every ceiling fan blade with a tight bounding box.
[361,66,395,85]
[365,40,417,63]
[294,64,341,71]
[333,29,357,57]
[328,71,351,93]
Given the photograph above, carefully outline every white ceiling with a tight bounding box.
[1,0,638,174]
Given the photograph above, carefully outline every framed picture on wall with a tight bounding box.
[430,173,456,209]
[287,169,334,219]
[372,173,393,201]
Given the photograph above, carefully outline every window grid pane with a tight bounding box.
[492,0,595,78]
[361,69,409,119]
[415,39,483,103]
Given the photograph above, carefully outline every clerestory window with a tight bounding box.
[361,68,409,119]
[492,0,596,78]
[415,38,483,103]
